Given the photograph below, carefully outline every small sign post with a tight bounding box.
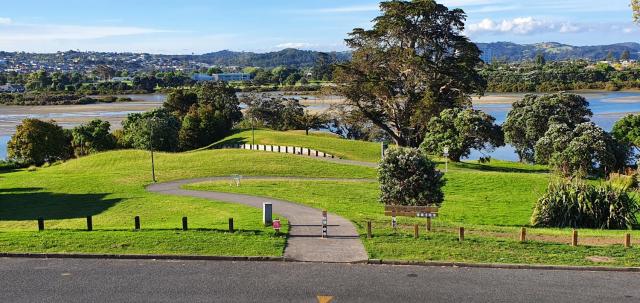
[230,174,242,187]
[263,203,273,226]
[322,210,328,238]
[273,218,281,234]
[385,205,439,233]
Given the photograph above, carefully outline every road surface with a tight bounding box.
[1,258,638,302]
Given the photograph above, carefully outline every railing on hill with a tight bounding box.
[220,143,338,159]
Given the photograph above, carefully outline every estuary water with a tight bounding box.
[1,91,640,161]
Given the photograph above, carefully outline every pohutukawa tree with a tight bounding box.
[334,0,486,147]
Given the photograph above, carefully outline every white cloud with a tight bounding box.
[275,42,315,49]
[466,17,582,35]
[0,17,12,25]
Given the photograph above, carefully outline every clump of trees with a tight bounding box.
[120,108,181,152]
[242,94,327,135]
[420,108,503,162]
[71,119,116,156]
[8,119,72,166]
[534,122,628,177]
[378,148,445,206]
[531,179,638,229]
[334,0,485,147]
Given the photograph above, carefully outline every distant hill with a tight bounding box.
[476,42,640,62]
[197,48,352,68]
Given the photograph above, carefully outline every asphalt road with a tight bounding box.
[1,258,639,303]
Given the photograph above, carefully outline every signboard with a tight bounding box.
[230,174,242,187]
[384,205,439,218]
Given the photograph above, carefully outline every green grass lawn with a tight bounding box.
[209,129,382,162]
[0,149,374,256]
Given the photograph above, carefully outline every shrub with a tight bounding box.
[8,119,72,166]
[378,147,445,206]
[531,179,639,229]
[609,173,638,191]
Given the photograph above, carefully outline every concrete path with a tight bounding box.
[147,177,373,263]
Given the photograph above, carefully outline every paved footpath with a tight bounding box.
[2,258,639,303]
[147,177,373,263]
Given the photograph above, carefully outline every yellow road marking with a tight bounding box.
[317,295,334,303]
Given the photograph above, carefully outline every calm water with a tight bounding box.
[1,91,640,161]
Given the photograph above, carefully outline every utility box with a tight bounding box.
[263,203,273,226]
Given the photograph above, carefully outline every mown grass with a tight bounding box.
[209,129,382,162]
[0,149,373,256]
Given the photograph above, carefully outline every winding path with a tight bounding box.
[147,176,375,263]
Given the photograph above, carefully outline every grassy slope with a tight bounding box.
[0,149,375,256]
[209,129,382,162]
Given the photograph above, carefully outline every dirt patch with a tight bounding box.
[585,256,615,263]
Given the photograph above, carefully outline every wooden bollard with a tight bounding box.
[414,224,419,239]
[307,149,311,156]
[625,233,631,248]
[134,216,141,230]
[229,218,234,233]
[86,216,93,231]
[426,217,432,232]
[520,227,526,242]
[459,227,465,242]
[37,217,44,231]
[182,217,188,231]
[315,150,318,157]
[572,229,578,246]
[366,221,372,239]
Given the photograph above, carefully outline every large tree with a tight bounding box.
[334,0,486,147]
[8,119,72,165]
[420,108,503,161]
[121,108,181,152]
[503,93,592,163]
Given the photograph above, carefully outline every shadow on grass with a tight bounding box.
[451,161,549,174]
[0,188,121,220]
[210,137,247,149]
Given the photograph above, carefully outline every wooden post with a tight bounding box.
[134,216,140,230]
[229,218,234,233]
[367,221,372,239]
[414,224,419,239]
[37,217,44,231]
[459,227,465,242]
[307,148,311,156]
[572,229,578,246]
[86,216,93,231]
[426,217,432,232]
[182,217,188,231]
[278,146,281,153]
[315,150,319,157]
[625,233,631,248]
[520,227,526,242]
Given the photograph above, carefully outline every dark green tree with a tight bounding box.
[164,90,198,117]
[503,93,592,163]
[420,108,504,161]
[334,0,486,147]
[378,148,445,206]
[612,114,640,147]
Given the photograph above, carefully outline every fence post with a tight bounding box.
[315,150,319,157]
[367,221,372,239]
[459,227,465,242]
[414,224,419,239]
[572,229,578,246]
[520,227,526,242]
[426,217,432,232]
[86,216,93,231]
[182,217,188,231]
[229,218,234,233]
[134,216,140,230]
[37,217,44,231]
[307,148,311,156]
[625,233,631,248]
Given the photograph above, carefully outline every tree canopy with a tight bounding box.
[8,119,72,165]
[503,93,592,163]
[71,119,116,156]
[334,0,485,147]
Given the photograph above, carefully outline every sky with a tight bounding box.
[0,0,637,54]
